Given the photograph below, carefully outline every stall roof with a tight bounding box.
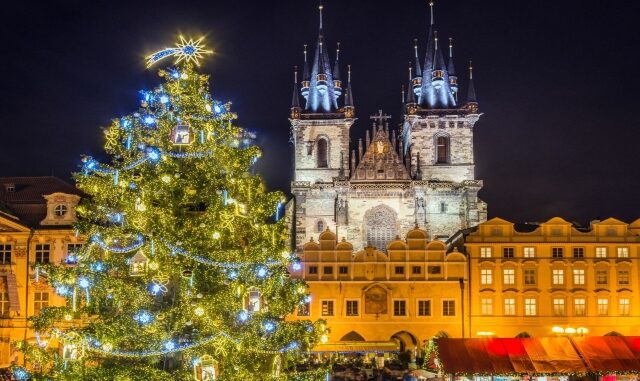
[436,337,586,375]
[311,341,399,353]
[436,337,640,375]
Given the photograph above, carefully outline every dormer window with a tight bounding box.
[4,184,15,193]
[54,205,68,217]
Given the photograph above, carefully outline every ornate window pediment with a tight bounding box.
[364,205,397,253]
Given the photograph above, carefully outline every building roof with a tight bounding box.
[434,337,640,375]
[0,176,83,228]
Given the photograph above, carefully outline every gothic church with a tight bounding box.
[287,2,486,252]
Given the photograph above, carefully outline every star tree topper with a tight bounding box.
[146,36,213,68]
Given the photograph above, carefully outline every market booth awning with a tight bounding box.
[311,341,399,353]
[571,336,640,373]
[435,337,587,375]
[435,337,640,375]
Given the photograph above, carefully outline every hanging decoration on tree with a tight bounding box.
[194,355,218,381]
[170,123,193,145]
[129,250,149,276]
[245,287,262,313]
[146,36,213,68]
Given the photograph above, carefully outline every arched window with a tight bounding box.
[436,136,450,164]
[317,138,328,168]
[364,205,397,253]
[316,220,325,233]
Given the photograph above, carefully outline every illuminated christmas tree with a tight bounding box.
[23,37,325,381]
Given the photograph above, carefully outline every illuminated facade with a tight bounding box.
[288,228,467,354]
[287,2,486,253]
[0,177,83,366]
[464,217,640,338]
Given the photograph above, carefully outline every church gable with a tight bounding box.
[351,127,410,181]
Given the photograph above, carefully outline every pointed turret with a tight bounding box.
[333,42,342,98]
[301,45,310,100]
[432,32,446,89]
[406,63,417,114]
[291,66,302,119]
[448,37,458,101]
[412,39,423,98]
[466,61,478,112]
[343,64,355,117]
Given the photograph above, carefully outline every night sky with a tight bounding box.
[1,1,638,225]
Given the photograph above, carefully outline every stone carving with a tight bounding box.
[364,285,388,315]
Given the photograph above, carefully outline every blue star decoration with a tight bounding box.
[146,36,213,68]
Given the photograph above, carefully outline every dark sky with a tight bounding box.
[1,1,638,224]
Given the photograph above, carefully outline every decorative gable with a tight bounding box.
[351,128,410,181]
[40,193,81,226]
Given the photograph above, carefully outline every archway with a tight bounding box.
[391,331,418,353]
[340,331,365,342]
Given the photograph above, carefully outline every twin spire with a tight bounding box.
[291,2,354,117]
[407,1,478,111]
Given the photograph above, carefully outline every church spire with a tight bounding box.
[291,66,301,119]
[333,42,342,98]
[413,38,422,78]
[344,64,355,117]
[448,37,458,102]
[466,61,478,112]
[304,1,339,113]
[301,45,310,100]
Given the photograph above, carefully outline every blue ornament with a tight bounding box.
[214,104,222,114]
[143,115,156,125]
[237,310,249,322]
[164,341,176,351]
[146,148,161,162]
[159,95,169,104]
[78,277,90,289]
[263,321,276,333]
[292,262,302,271]
[256,266,268,278]
[134,311,153,325]
[55,285,71,296]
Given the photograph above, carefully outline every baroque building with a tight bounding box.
[464,217,640,338]
[0,177,83,366]
[288,2,486,253]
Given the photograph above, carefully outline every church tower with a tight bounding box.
[289,3,355,247]
[402,1,486,238]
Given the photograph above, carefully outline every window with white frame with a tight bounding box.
[574,298,586,316]
[0,292,9,317]
[321,300,334,316]
[481,298,493,316]
[35,244,50,264]
[596,269,608,285]
[573,269,585,285]
[619,298,630,316]
[617,247,629,258]
[524,298,537,316]
[442,300,456,316]
[595,247,607,258]
[618,270,630,285]
[34,292,49,315]
[503,247,514,258]
[503,269,515,285]
[480,269,493,285]
[417,300,431,316]
[345,300,359,316]
[597,298,609,315]
[54,204,68,217]
[553,298,566,316]
[503,298,516,316]
[393,300,407,316]
[573,247,584,258]
[552,269,565,285]
[524,269,536,285]
[523,247,535,258]
[480,247,492,258]
[0,245,11,265]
